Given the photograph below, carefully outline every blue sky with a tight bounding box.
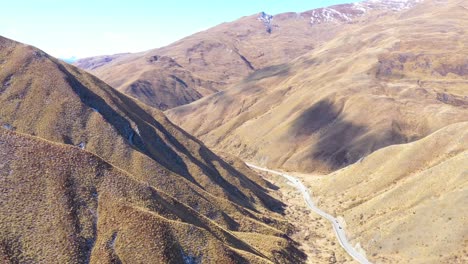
[0,0,349,58]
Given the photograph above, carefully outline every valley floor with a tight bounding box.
[252,167,356,264]
[253,160,468,264]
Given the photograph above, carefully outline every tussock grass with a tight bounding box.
[0,36,305,263]
[167,0,468,174]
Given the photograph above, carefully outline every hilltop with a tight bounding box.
[74,0,423,110]
[0,36,305,263]
[167,0,468,173]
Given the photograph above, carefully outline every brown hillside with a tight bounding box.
[0,128,297,263]
[167,0,468,173]
[306,122,468,263]
[74,1,422,110]
[0,36,305,263]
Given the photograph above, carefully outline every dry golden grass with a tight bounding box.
[302,122,468,263]
[0,36,305,263]
[0,129,271,263]
[74,3,376,110]
[167,0,468,174]
[251,171,357,264]
[165,2,468,262]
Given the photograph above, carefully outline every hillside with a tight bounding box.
[3,0,468,263]
[167,0,468,173]
[0,36,305,263]
[305,122,468,263]
[74,0,423,110]
[0,129,288,263]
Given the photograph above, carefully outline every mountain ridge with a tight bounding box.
[166,0,468,173]
[0,35,306,263]
[2,0,467,263]
[74,0,426,110]
[308,121,468,263]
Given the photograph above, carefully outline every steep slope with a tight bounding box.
[75,0,422,110]
[0,129,282,263]
[167,0,468,173]
[307,122,468,264]
[0,36,305,263]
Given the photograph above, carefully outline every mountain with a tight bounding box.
[308,122,468,263]
[165,1,468,263]
[74,0,423,110]
[0,36,305,263]
[3,0,467,263]
[167,0,468,173]
[0,129,279,263]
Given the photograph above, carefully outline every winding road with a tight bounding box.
[246,163,371,264]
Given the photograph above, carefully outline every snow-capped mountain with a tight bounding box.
[309,0,423,24]
[258,0,423,27]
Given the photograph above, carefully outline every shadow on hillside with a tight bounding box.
[244,64,290,83]
[58,64,199,186]
[198,146,287,214]
[291,100,345,137]
[106,77,286,214]
[145,187,261,256]
[290,99,366,170]
[60,62,286,215]
[290,99,410,170]
[264,179,280,191]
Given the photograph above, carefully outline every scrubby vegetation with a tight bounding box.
[0,36,305,263]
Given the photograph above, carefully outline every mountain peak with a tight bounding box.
[306,0,423,25]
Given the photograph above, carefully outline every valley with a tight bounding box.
[0,36,305,263]
[247,163,370,264]
[1,0,467,263]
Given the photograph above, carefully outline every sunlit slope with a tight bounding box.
[0,36,305,263]
[74,1,420,109]
[74,14,340,110]
[0,128,301,263]
[167,0,468,173]
[310,122,468,264]
[0,35,276,215]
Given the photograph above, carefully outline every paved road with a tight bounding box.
[247,163,371,264]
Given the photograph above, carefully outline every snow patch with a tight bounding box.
[310,7,357,24]
[78,142,86,149]
[353,2,368,13]
[258,11,273,33]
[134,126,141,137]
[310,0,422,25]
[181,249,202,264]
[2,124,12,130]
